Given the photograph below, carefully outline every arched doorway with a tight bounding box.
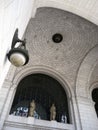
[10,73,70,123]
[92,88,98,117]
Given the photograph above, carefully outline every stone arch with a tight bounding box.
[10,65,74,124]
[76,45,98,98]
[12,65,73,98]
[33,0,98,25]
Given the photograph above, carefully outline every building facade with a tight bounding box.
[0,0,98,130]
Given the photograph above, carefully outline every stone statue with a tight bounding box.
[50,103,56,120]
[29,100,36,117]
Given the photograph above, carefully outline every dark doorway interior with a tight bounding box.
[10,73,69,123]
[92,88,98,117]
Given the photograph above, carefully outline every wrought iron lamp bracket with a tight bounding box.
[11,28,26,49]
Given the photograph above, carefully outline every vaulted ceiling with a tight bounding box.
[22,7,98,88]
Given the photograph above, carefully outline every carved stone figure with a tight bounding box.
[50,103,56,120]
[29,100,36,117]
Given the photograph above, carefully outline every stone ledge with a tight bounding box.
[4,115,74,130]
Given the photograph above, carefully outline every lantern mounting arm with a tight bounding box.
[11,28,26,49]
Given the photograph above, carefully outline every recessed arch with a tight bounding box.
[10,73,71,123]
[76,45,98,98]
[10,65,74,124]
[12,65,73,98]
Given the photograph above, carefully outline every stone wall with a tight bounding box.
[0,1,98,130]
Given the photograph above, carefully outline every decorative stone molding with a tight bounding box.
[76,45,98,98]
[12,65,73,97]
[4,65,76,129]
[5,115,75,130]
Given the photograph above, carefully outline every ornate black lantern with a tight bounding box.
[7,29,29,67]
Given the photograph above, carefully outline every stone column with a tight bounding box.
[0,81,16,130]
[71,96,82,130]
[77,96,98,130]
